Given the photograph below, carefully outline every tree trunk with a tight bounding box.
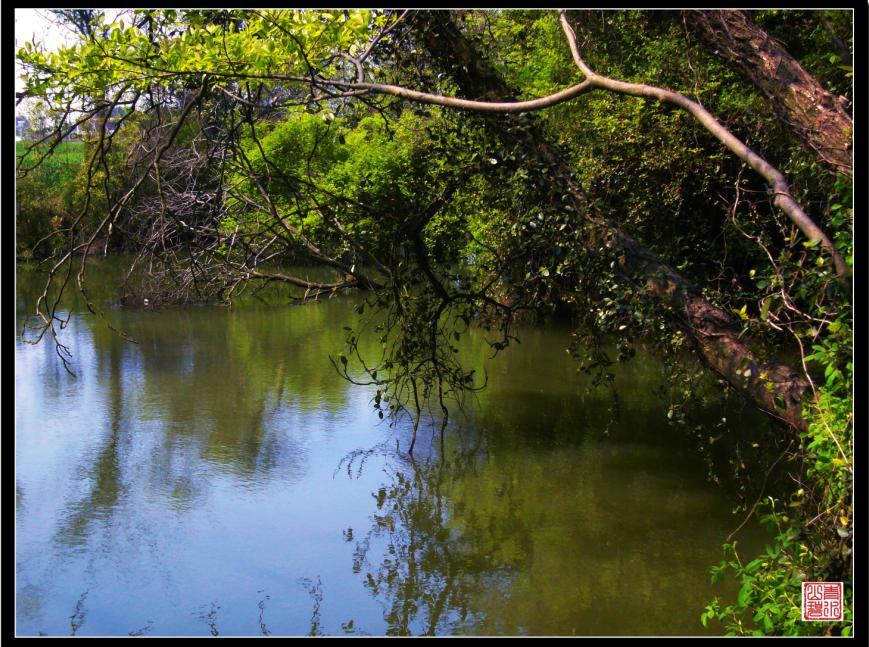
[413,11,810,432]
[685,10,852,176]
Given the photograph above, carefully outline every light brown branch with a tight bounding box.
[330,78,594,113]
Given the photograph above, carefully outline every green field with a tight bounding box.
[16,139,86,186]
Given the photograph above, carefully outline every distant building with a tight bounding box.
[16,115,30,140]
[82,105,127,138]
[15,105,127,142]
[107,106,126,133]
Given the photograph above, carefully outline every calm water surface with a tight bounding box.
[15,260,769,636]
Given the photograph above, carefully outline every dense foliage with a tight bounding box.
[16,9,852,635]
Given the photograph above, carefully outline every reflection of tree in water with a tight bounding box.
[347,386,772,636]
[197,602,221,636]
[256,591,271,636]
[298,576,325,637]
[69,591,88,636]
[54,334,129,549]
[128,621,154,637]
[350,446,533,636]
[44,287,347,545]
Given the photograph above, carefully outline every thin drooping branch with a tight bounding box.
[557,11,850,284]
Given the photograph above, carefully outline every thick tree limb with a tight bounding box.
[685,10,853,176]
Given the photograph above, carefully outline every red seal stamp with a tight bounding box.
[802,582,843,621]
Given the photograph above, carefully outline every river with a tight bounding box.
[15,258,770,636]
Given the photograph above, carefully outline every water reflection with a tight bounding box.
[16,259,770,636]
[349,433,762,636]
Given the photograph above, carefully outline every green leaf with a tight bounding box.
[737,579,753,607]
[760,297,771,322]
[744,558,764,575]
[731,304,749,321]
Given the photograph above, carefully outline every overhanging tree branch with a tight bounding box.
[414,9,813,433]
[557,10,850,284]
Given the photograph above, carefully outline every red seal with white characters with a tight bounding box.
[802,582,843,622]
